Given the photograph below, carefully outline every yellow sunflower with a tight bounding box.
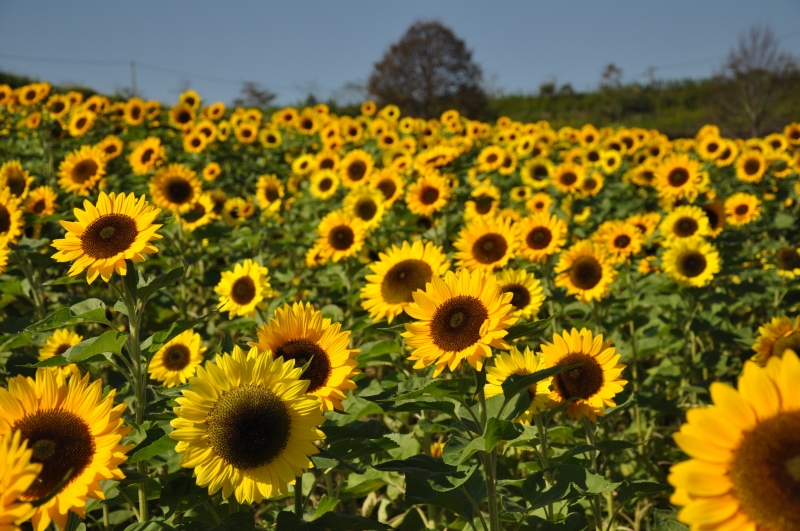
[340,149,374,188]
[668,351,800,531]
[0,369,131,531]
[251,302,360,411]
[57,145,106,196]
[255,174,284,213]
[38,328,83,379]
[525,192,554,214]
[654,155,703,201]
[735,151,766,183]
[402,268,517,376]
[315,211,366,263]
[626,212,661,240]
[215,259,276,319]
[714,139,739,167]
[343,186,386,231]
[95,135,124,161]
[659,205,711,243]
[405,172,451,216]
[0,190,24,244]
[752,315,800,365]
[309,170,340,200]
[360,240,450,324]
[517,212,568,263]
[772,247,800,278]
[495,268,545,320]
[724,192,761,226]
[579,171,604,197]
[554,240,617,303]
[597,220,643,264]
[183,130,208,154]
[148,329,205,388]
[169,103,195,129]
[485,347,551,424]
[464,184,501,221]
[170,345,325,503]
[181,193,219,232]
[149,164,202,213]
[67,109,95,137]
[45,94,71,119]
[521,158,554,189]
[0,431,41,531]
[223,197,256,224]
[551,162,585,194]
[540,328,627,422]
[291,154,316,176]
[476,145,506,173]
[0,161,33,200]
[129,137,166,175]
[454,216,518,272]
[510,186,532,203]
[123,97,146,125]
[662,236,721,288]
[24,186,58,217]
[202,162,221,182]
[51,192,162,283]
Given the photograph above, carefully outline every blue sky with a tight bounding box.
[1,1,799,106]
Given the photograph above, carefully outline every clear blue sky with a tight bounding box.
[1,1,799,106]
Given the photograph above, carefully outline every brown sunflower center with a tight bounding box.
[206,385,292,470]
[744,159,761,175]
[380,259,433,305]
[503,284,531,310]
[474,195,494,215]
[13,409,95,501]
[347,160,367,182]
[416,216,433,230]
[7,172,27,197]
[777,248,800,271]
[587,151,600,162]
[583,178,598,191]
[772,332,800,359]
[472,233,508,264]
[674,217,699,237]
[75,117,87,130]
[54,344,72,356]
[420,186,440,205]
[328,225,355,251]
[569,256,603,290]
[355,198,378,221]
[375,178,396,200]
[318,178,333,192]
[430,295,489,353]
[0,205,10,235]
[266,185,280,202]
[231,276,256,305]
[300,118,313,131]
[162,344,191,371]
[532,165,549,179]
[526,227,553,250]
[677,251,707,278]
[32,199,46,214]
[486,153,498,164]
[50,101,65,114]
[164,178,194,205]
[81,213,138,259]
[71,159,99,184]
[559,172,577,186]
[706,142,719,153]
[735,204,749,216]
[702,206,720,229]
[729,410,800,531]
[613,235,632,249]
[552,352,603,400]
[667,168,689,187]
[177,111,192,124]
[274,339,332,393]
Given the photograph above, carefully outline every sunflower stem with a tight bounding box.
[625,266,643,448]
[294,474,303,518]
[582,417,603,531]
[228,496,240,514]
[477,369,500,531]
[533,414,554,521]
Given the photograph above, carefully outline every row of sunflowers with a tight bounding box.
[1,79,799,531]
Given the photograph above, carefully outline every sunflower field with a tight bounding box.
[1,80,800,531]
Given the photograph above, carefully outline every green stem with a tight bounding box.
[626,266,643,447]
[533,414,553,521]
[477,371,500,531]
[228,496,240,514]
[295,475,303,518]
[102,505,110,531]
[582,417,603,531]
[204,501,221,524]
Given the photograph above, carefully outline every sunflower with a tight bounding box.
[366,170,401,207]
[521,158,554,189]
[123,97,145,125]
[24,186,57,217]
[0,161,33,200]
[751,315,800,365]
[51,192,162,284]
[201,162,221,182]
[696,135,723,161]
[169,103,195,129]
[343,187,385,231]
[662,236,720,288]
[405,172,450,216]
[183,130,208,153]
[148,329,205,388]
[129,137,165,175]
[170,345,325,503]
[476,145,506,173]
[659,205,711,243]
[597,221,643,264]
[454,216,518,272]
[510,186,532,204]
[464,184,501,221]
[554,240,616,303]
[315,211,366,263]
[772,247,800,278]
[654,155,703,201]
[38,328,83,379]
[340,150,374,188]
[579,171,604,197]
[485,347,551,424]
[517,212,568,263]
[495,268,545,321]
[0,369,131,531]
[57,145,106,196]
[724,192,761,227]
[402,268,517,376]
[0,190,24,244]
[735,151,766,183]
[626,212,661,240]
[148,164,201,213]
[668,351,800,531]
[67,109,95,137]
[181,193,219,232]
[95,135,124,161]
[233,122,258,143]
[255,174,284,213]
[360,240,450,324]
[629,161,659,187]
[550,163,585,194]
[540,328,626,422]
[309,170,340,200]
[215,259,275,319]
[45,94,71,119]
[525,192,553,214]
[0,431,41,531]
[223,197,256,224]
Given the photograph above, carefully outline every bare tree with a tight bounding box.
[713,24,798,137]
[233,81,277,108]
[367,20,487,119]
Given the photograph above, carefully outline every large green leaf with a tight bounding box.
[138,266,186,302]
[141,312,216,354]
[26,299,111,332]
[504,314,557,341]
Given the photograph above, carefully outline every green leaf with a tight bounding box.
[159,474,212,519]
[617,480,670,505]
[118,469,150,484]
[26,298,111,332]
[373,377,471,403]
[502,362,581,404]
[123,521,170,531]
[314,495,340,518]
[483,417,524,451]
[42,275,87,286]
[26,354,107,368]
[0,332,32,352]
[504,314,557,341]
[127,432,177,464]
[322,420,385,442]
[653,509,689,531]
[141,312,216,354]
[61,331,128,362]
[208,512,254,531]
[441,435,486,466]
[139,266,186,302]
[122,259,140,301]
